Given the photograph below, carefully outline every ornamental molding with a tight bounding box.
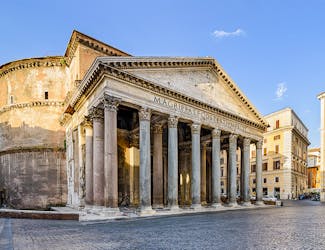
[89,107,104,120]
[0,101,64,115]
[212,128,221,139]
[139,107,151,121]
[0,146,65,156]
[168,116,178,128]
[65,60,267,132]
[102,94,121,112]
[256,140,263,149]
[191,123,201,134]
[0,57,65,78]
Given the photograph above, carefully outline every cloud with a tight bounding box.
[275,82,287,100]
[212,28,245,38]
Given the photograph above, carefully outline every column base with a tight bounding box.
[190,203,202,210]
[255,201,265,206]
[152,204,164,209]
[241,201,252,207]
[138,206,156,216]
[101,207,122,217]
[211,202,223,208]
[168,205,180,211]
[227,202,238,207]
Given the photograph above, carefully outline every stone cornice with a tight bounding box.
[64,30,131,66]
[0,101,64,115]
[0,57,65,78]
[65,61,267,131]
[0,146,65,156]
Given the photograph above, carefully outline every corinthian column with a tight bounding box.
[90,107,104,207]
[191,123,201,209]
[103,95,120,210]
[139,108,155,214]
[211,129,222,207]
[201,142,207,205]
[255,140,264,205]
[84,117,93,206]
[168,116,179,210]
[242,138,251,206]
[228,134,238,206]
[153,123,164,208]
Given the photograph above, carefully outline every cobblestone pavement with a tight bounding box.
[1,200,325,250]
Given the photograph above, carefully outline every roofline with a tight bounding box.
[264,107,309,132]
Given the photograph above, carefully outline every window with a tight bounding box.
[253,178,256,184]
[263,188,268,195]
[237,167,239,175]
[221,167,224,177]
[274,135,281,140]
[264,178,267,183]
[45,91,48,100]
[220,158,224,165]
[220,181,224,186]
[262,163,268,171]
[251,164,256,173]
[251,150,256,158]
[275,177,279,183]
[252,188,256,194]
[263,148,267,156]
[275,145,279,154]
[276,120,280,129]
[221,188,224,194]
[10,95,14,104]
[273,160,280,170]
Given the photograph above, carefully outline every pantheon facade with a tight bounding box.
[1,30,268,211]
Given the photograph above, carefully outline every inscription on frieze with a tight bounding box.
[153,96,246,133]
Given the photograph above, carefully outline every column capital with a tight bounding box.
[139,107,151,121]
[89,107,104,121]
[153,123,164,134]
[168,116,178,128]
[212,128,221,139]
[201,141,209,148]
[191,123,201,134]
[82,116,92,128]
[229,134,238,144]
[102,94,120,112]
[243,138,251,147]
[256,140,263,149]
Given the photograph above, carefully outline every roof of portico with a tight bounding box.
[63,56,268,131]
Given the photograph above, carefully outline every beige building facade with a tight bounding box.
[1,31,269,211]
[250,108,309,200]
[307,147,320,191]
[318,92,325,201]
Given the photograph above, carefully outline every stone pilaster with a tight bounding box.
[78,124,86,208]
[191,123,201,209]
[90,107,105,207]
[201,142,207,205]
[228,134,238,206]
[103,95,120,210]
[153,123,164,208]
[211,129,222,207]
[241,138,251,206]
[138,108,155,214]
[255,140,264,205]
[84,117,93,206]
[168,116,179,210]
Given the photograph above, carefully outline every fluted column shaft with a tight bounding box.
[228,134,238,205]
[103,96,119,208]
[153,124,164,208]
[168,116,179,209]
[139,108,153,212]
[191,123,201,209]
[84,119,93,205]
[91,107,104,206]
[256,140,263,205]
[212,129,221,207]
[242,138,251,204]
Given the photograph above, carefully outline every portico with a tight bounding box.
[61,57,268,215]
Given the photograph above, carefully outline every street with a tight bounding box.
[1,200,325,249]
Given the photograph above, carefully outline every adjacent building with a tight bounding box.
[250,108,309,200]
[318,93,325,201]
[307,147,320,191]
[1,30,269,212]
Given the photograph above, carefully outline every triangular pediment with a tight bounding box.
[96,57,267,128]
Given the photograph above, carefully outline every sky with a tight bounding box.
[1,0,324,147]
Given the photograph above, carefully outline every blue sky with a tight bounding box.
[1,0,324,147]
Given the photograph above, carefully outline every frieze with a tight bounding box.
[0,101,64,115]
